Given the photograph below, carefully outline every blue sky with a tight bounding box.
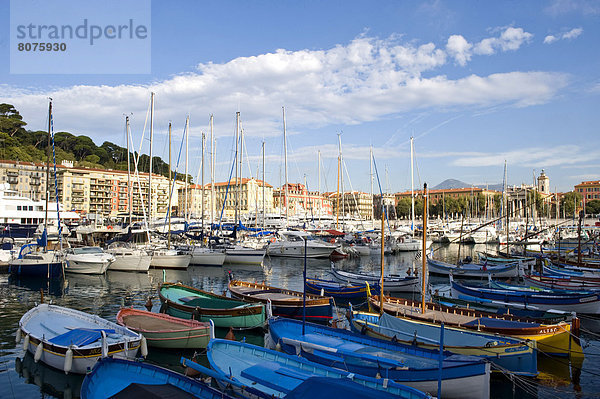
[1,0,599,193]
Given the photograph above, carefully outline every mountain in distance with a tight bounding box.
[433,179,504,192]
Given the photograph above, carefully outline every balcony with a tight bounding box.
[6,170,18,177]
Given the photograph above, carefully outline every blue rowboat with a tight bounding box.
[350,311,538,377]
[305,277,380,300]
[451,277,600,314]
[331,263,419,293]
[427,257,519,278]
[228,279,333,324]
[187,338,430,399]
[268,317,490,399]
[81,357,233,399]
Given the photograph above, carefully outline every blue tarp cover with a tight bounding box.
[285,376,404,399]
[49,328,116,347]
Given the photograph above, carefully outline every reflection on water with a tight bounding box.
[15,352,83,399]
[0,243,598,398]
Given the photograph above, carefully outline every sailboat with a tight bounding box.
[186,126,226,266]
[148,113,190,270]
[8,100,64,279]
[220,112,265,265]
[106,115,151,272]
[397,137,431,252]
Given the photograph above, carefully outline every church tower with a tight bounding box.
[537,170,549,194]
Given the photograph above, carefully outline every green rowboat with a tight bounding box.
[158,282,265,329]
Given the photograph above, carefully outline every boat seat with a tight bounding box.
[240,361,315,393]
[49,328,116,347]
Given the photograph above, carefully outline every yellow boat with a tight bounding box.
[368,295,583,357]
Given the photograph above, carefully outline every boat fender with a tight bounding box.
[64,387,72,399]
[141,337,148,358]
[320,288,324,296]
[101,330,108,358]
[360,324,367,335]
[266,299,273,319]
[23,334,30,350]
[15,328,21,343]
[34,342,43,362]
[64,347,73,374]
[485,341,498,347]
[275,340,282,352]
[209,320,215,340]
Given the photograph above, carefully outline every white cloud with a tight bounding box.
[545,0,600,16]
[544,27,583,44]
[473,27,533,55]
[446,35,472,66]
[563,27,583,39]
[449,145,597,167]
[1,33,562,148]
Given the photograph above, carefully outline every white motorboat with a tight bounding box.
[267,230,336,258]
[17,303,143,374]
[105,242,151,272]
[64,247,114,275]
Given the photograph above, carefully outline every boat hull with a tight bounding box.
[190,249,226,266]
[428,258,519,278]
[65,259,111,274]
[158,282,265,329]
[350,311,538,377]
[331,265,418,293]
[150,254,191,269]
[18,304,142,374]
[9,261,63,278]
[229,280,333,324]
[117,308,211,349]
[81,357,230,399]
[108,254,151,272]
[268,318,490,399]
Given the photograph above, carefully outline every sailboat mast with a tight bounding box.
[370,146,374,223]
[380,204,385,315]
[201,131,205,240]
[411,136,415,237]
[262,141,266,231]
[210,115,215,227]
[126,115,132,225]
[283,107,289,226]
[336,134,341,229]
[148,92,154,221]
[44,100,52,250]
[318,150,321,226]
[235,112,240,225]
[421,182,428,314]
[167,122,172,250]
[185,116,189,220]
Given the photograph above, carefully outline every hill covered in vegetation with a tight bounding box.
[0,103,189,182]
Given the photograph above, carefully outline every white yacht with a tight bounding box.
[186,245,226,267]
[0,184,79,240]
[266,230,336,258]
[64,246,114,274]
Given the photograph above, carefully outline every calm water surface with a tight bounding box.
[0,243,598,398]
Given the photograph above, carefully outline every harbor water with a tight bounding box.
[0,243,598,398]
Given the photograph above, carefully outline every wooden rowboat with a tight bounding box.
[17,303,143,374]
[116,307,212,349]
[158,282,265,329]
[368,295,582,357]
[228,279,333,323]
